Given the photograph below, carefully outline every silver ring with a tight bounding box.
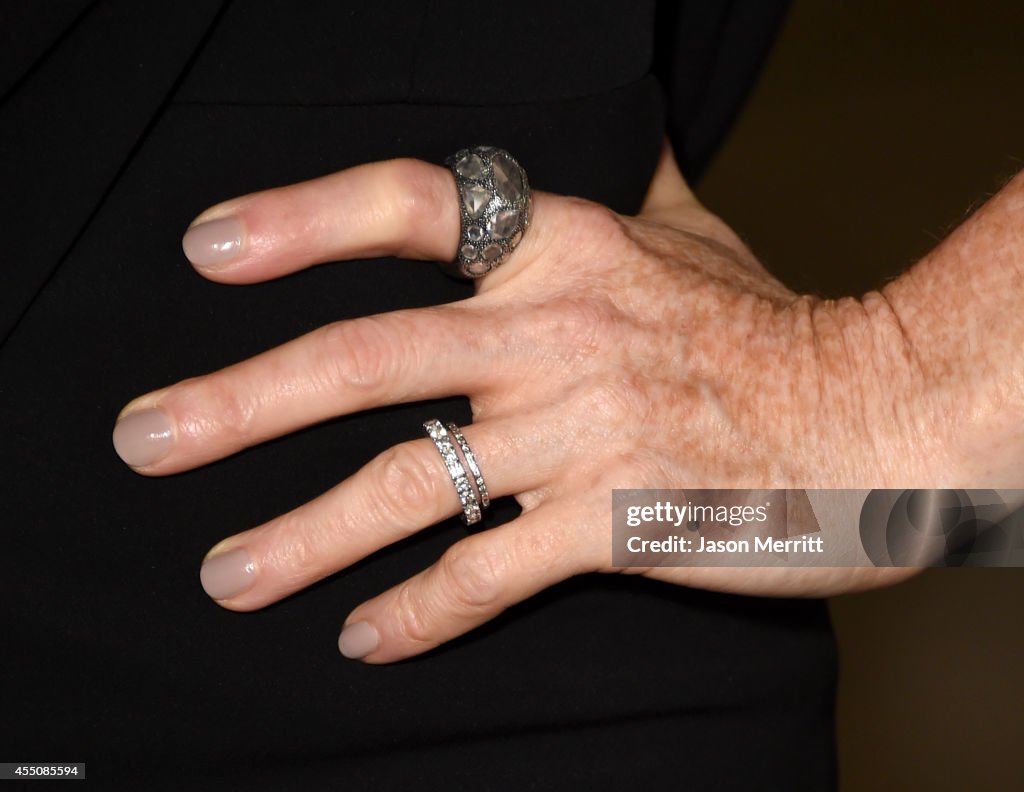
[423,419,489,525]
[446,422,490,510]
[444,145,532,279]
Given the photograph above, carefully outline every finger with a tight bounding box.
[196,419,570,610]
[335,501,599,663]
[180,158,554,283]
[112,304,497,474]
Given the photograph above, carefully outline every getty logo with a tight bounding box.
[859,489,1024,567]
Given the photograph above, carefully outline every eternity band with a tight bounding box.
[423,419,487,525]
[446,422,490,510]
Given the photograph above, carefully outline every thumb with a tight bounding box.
[640,138,763,273]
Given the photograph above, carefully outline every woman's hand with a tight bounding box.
[112,143,967,662]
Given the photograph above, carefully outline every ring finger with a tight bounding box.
[197,416,562,610]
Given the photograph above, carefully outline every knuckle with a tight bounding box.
[515,298,621,362]
[390,581,435,645]
[439,539,508,612]
[576,198,625,231]
[318,317,401,393]
[369,443,444,526]
[583,376,649,427]
[263,510,329,583]
[186,374,258,445]
[562,198,631,250]
[552,299,618,352]
[601,448,672,490]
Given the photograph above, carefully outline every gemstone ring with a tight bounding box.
[443,145,532,279]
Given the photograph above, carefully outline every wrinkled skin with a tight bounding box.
[115,143,957,663]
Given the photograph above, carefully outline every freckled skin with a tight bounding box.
[121,149,1024,661]
[466,169,1024,599]
[462,198,937,596]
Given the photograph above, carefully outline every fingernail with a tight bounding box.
[112,408,174,467]
[182,217,245,270]
[338,621,379,660]
[200,548,256,600]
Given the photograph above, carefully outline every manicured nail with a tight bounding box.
[112,408,174,467]
[182,217,244,269]
[338,621,379,660]
[200,548,256,600]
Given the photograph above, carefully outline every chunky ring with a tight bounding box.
[444,145,532,279]
[423,419,490,525]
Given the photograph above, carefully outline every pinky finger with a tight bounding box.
[337,503,597,663]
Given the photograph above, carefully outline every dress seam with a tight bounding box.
[0,0,234,352]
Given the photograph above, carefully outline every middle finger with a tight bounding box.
[112,303,502,474]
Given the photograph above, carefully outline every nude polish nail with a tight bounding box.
[182,217,244,270]
[112,408,174,467]
[338,621,379,660]
[200,548,256,600]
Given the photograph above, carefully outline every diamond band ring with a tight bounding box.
[444,145,532,278]
[423,419,490,525]
[446,422,489,510]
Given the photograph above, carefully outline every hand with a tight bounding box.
[113,143,953,663]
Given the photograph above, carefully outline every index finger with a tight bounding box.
[181,157,551,285]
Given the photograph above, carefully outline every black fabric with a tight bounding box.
[174,1,656,105]
[653,0,792,182]
[0,0,94,99]
[1,2,835,789]
[0,0,224,343]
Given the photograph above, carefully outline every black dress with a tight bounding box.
[1,2,836,788]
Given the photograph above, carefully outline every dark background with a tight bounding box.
[698,3,1024,790]
[3,2,1021,788]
